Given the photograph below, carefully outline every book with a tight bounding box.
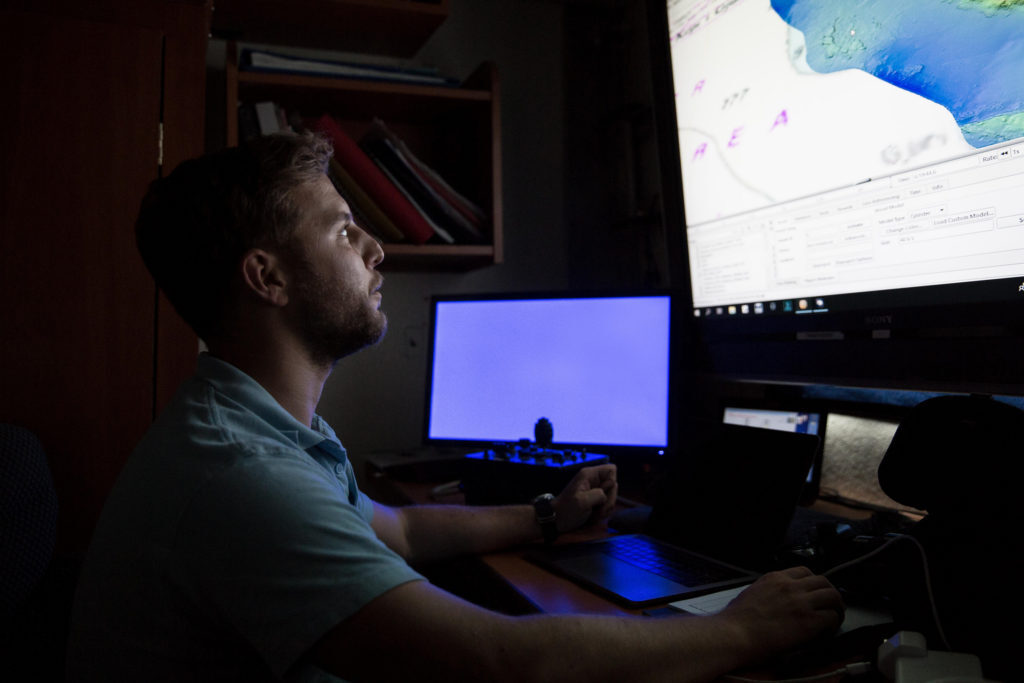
[241,49,458,87]
[407,155,488,230]
[254,101,280,135]
[237,103,261,142]
[367,155,455,244]
[327,158,406,243]
[309,114,435,245]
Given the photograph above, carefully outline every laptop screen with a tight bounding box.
[425,293,672,454]
[722,406,824,493]
[722,407,822,438]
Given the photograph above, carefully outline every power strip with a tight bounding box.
[877,631,991,683]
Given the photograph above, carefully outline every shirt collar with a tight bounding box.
[196,353,346,459]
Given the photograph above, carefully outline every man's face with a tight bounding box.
[283,174,387,366]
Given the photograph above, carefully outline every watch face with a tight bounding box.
[533,493,558,543]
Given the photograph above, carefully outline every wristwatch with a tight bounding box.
[532,493,558,544]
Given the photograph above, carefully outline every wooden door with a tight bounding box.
[0,10,165,555]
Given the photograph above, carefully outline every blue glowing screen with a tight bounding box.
[427,295,671,448]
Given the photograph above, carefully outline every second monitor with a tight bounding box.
[424,292,674,460]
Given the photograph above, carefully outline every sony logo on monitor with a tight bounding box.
[865,314,894,326]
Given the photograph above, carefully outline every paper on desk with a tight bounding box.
[669,585,892,634]
[669,585,749,616]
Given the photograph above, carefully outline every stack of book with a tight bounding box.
[309,114,487,245]
[237,109,488,245]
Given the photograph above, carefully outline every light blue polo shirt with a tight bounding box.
[67,354,423,682]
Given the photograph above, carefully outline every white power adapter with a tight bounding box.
[877,631,989,683]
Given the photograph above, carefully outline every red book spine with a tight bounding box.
[309,114,434,244]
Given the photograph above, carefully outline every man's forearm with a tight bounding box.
[399,503,541,563]
[503,610,753,683]
[314,578,812,683]
[386,464,616,563]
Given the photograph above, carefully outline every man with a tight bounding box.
[67,133,844,682]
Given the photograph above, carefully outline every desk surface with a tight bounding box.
[365,473,910,682]
[367,475,874,618]
[480,532,638,617]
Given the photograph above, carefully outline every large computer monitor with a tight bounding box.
[424,292,674,458]
[648,0,1024,395]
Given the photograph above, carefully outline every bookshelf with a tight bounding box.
[223,40,503,270]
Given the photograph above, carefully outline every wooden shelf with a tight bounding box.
[233,70,493,123]
[226,46,503,270]
[211,0,449,56]
[382,243,497,270]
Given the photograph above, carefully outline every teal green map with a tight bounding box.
[770,0,1024,148]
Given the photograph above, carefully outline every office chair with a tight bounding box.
[0,423,58,619]
[0,423,62,680]
[877,396,1023,681]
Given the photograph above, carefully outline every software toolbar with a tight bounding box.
[687,140,1024,310]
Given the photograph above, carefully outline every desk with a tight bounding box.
[364,472,871,618]
[364,460,1017,682]
[365,473,894,683]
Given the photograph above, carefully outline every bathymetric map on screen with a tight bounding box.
[668,0,1024,226]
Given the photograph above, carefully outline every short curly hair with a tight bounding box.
[135,132,333,340]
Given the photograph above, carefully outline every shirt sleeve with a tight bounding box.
[168,452,424,678]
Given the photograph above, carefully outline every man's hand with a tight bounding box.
[717,566,845,659]
[553,464,618,533]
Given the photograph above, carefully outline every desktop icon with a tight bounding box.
[798,299,808,310]
[783,300,793,312]
[769,302,777,312]
[754,302,764,314]
[728,305,737,315]
[694,308,701,317]
[1018,282,1024,293]
[716,307,724,315]
[740,304,750,314]
[815,298,825,308]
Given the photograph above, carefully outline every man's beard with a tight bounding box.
[289,262,387,367]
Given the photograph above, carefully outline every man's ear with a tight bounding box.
[239,248,289,307]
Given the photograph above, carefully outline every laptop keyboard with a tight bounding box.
[601,535,747,585]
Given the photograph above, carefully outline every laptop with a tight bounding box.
[526,423,819,608]
[721,405,826,505]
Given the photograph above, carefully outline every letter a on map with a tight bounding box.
[771,109,788,130]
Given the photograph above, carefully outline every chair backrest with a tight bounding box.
[0,423,59,620]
